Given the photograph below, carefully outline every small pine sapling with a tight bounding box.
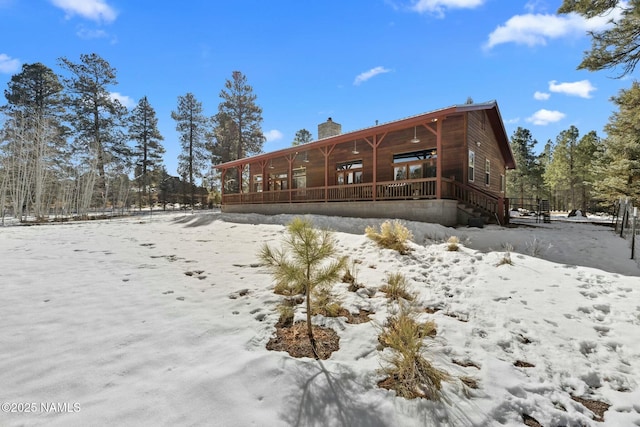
[259,217,346,358]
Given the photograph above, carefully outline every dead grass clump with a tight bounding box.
[343,259,365,292]
[266,322,339,359]
[273,280,304,296]
[446,235,460,251]
[275,303,294,327]
[378,307,448,400]
[380,272,415,301]
[311,287,344,317]
[496,243,514,266]
[365,220,413,254]
[379,314,436,349]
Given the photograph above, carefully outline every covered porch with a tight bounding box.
[216,102,512,226]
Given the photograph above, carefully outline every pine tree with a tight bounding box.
[259,218,346,358]
[216,71,265,161]
[129,96,165,209]
[575,131,600,211]
[292,129,313,146]
[593,82,640,204]
[59,53,129,211]
[507,127,540,207]
[171,92,208,207]
[1,62,66,219]
[544,126,580,210]
[558,1,640,77]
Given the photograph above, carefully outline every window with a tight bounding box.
[485,159,490,186]
[468,150,475,182]
[336,160,363,185]
[269,173,288,191]
[500,174,505,193]
[253,174,263,192]
[393,149,437,181]
[292,167,306,189]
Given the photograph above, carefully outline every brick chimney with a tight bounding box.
[318,117,341,139]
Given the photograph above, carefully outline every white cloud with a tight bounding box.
[526,109,566,126]
[484,3,626,49]
[534,91,550,101]
[76,27,108,39]
[354,66,391,86]
[411,0,484,16]
[549,79,596,98]
[0,53,20,73]
[50,0,117,23]
[109,92,134,109]
[264,130,283,142]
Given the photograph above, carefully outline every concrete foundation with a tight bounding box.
[221,199,460,226]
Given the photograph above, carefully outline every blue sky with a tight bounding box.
[0,0,634,176]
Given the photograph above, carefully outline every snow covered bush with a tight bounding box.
[365,220,413,254]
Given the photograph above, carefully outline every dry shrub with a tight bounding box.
[365,220,413,254]
[446,235,460,251]
[274,280,304,296]
[311,287,344,317]
[380,272,415,301]
[379,314,436,349]
[378,307,448,400]
[276,303,295,327]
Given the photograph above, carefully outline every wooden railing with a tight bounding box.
[443,179,508,225]
[222,178,438,205]
[221,177,507,224]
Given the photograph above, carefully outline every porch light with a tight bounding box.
[352,140,359,154]
[410,126,420,144]
[303,151,309,163]
[268,160,274,169]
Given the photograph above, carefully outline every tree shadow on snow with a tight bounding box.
[280,358,482,427]
[281,359,387,427]
[171,213,219,227]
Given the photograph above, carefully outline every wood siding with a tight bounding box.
[466,110,506,195]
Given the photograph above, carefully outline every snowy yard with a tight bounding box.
[0,212,639,426]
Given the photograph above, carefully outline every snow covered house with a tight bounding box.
[215,101,516,226]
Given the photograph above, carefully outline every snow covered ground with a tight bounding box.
[0,211,639,426]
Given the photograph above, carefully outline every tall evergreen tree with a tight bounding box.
[507,127,541,207]
[544,126,581,210]
[593,82,640,203]
[216,71,265,161]
[1,62,66,218]
[292,129,313,146]
[575,131,600,211]
[59,53,129,210]
[558,1,640,77]
[129,96,165,208]
[171,92,208,207]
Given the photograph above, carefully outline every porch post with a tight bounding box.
[372,135,377,202]
[497,197,504,226]
[221,168,226,203]
[237,165,243,202]
[324,150,329,202]
[436,119,442,199]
